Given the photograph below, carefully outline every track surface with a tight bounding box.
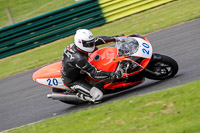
[0,19,200,131]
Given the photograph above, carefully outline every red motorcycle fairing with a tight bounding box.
[89,48,150,74]
[104,80,143,90]
[89,47,118,72]
[32,61,69,89]
[88,45,151,90]
[33,61,62,81]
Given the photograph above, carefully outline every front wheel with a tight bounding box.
[145,55,178,80]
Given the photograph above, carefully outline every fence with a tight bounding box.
[99,0,174,22]
[0,0,174,59]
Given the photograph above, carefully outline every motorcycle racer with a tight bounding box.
[61,29,122,103]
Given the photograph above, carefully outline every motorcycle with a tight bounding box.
[32,34,178,104]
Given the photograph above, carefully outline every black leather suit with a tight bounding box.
[61,36,115,95]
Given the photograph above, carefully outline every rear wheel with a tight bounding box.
[145,55,178,80]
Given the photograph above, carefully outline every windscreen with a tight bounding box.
[115,37,139,56]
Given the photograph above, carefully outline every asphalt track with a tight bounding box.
[0,19,200,131]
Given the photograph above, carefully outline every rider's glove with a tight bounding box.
[110,70,123,79]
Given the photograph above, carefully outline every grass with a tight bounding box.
[0,0,78,27]
[1,0,200,79]
[6,80,200,133]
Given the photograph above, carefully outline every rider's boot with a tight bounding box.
[90,87,103,102]
[71,85,103,103]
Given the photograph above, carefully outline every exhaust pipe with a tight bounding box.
[47,93,78,101]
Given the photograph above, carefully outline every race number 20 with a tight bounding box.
[142,43,150,55]
[47,78,58,86]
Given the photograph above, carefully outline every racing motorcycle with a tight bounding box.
[32,34,178,104]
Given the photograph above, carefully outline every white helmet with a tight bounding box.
[74,29,95,53]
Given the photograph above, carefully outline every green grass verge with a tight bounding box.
[6,80,200,133]
[0,0,77,27]
[1,0,200,79]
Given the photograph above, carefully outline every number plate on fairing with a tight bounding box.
[133,38,153,59]
[36,78,68,89]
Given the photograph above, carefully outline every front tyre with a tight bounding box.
[145,55,178,80]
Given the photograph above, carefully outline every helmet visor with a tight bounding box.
[82,39,95,47]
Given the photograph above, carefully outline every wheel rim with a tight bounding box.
[153,62,173,78]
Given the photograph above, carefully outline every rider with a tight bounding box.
[61,29,122,103]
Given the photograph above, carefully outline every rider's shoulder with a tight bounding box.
[65,43,75,52]
[74,51,86,61]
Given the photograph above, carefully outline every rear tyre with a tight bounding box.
[52,87,66,93]
[60,98,86,105]
[145,55,178,80]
